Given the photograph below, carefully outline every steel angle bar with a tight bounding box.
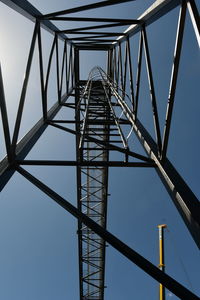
[87,152,106,163]
[83,248,103,257]
[81,196,104,205]
[44,35,56,93]
[82,261,102,270]
[65,41,68,93]
[187,0,200,47]
[118,43,124,92]
[82,236,105,247]
[113,47,118,85]
[83,250,104,259]
[83,270,101,279]
[134,31,143,117]
[0,64,11,160]
[127,37,135,109]
[81,191,103,202]
[42,0,135,19]
[75,42,112,48]
[142,27,162,156]
[16,166,199,300]
[50,120,79,123]
[59,40,67,101]
[82,204,104,217]
[12,21,39,150]
[68,35,117,41]
[82,280,105,290]
[81,172,103,186]
[82,149,104,156]
[37,23,47,120]
[108,50,114,81]
[81,186,103,193]
[50,16,140,23]
[48,121,152,162]
[161,2,186,160]
[55,35,61,103]
[76,45,112,50]
[81,170,103,185]
[73,49,84,300]
[84,290,101,298]
[81,189,103,202]
[71,49,75,89]
[115,46,120,88]
[59,22,131,34]
[67,44,72,93]
[79,81,93,149]
[70,38,117,43]
[66,32,125,36]
[123,39,128,96]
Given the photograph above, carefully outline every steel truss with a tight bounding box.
[0,0,200,300]
[77,77,110,300]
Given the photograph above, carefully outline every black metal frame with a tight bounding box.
[0,0,199,299]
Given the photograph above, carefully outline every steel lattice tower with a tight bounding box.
[0,0,199,299]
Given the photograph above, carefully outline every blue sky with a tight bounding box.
[0,0,199,299]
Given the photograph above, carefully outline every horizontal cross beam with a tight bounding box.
[41,0,136,19]
[16,160,155,167]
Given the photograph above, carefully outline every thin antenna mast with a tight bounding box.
[158,224,167,300]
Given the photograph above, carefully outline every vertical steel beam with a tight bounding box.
[44,35,56,100]
[118,43,123,91]
[123,39,128,96]
[67,44,73,91]
[187,0,200,47]
[161,2,186,160]
[106,49,110,77]
[109,49,114,79]
[65,42,69,93]
[71,48,75,89]
[0,64,11,160]
[59,40,67,100]
[74,47,83,300]
[55,34,61,103]
[127,37,135,110]
[37,22,47,120]
[12,21,39,151]
[116,45,120,88]
[113,47,117,83]
[134,31,143,117]
[113,47,119,88]
[142,26,162,156]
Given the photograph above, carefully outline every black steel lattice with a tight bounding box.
[0,0,199,299]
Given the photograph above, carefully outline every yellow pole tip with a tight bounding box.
[157,224,167,228]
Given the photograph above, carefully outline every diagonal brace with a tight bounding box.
[16,165,199,300]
